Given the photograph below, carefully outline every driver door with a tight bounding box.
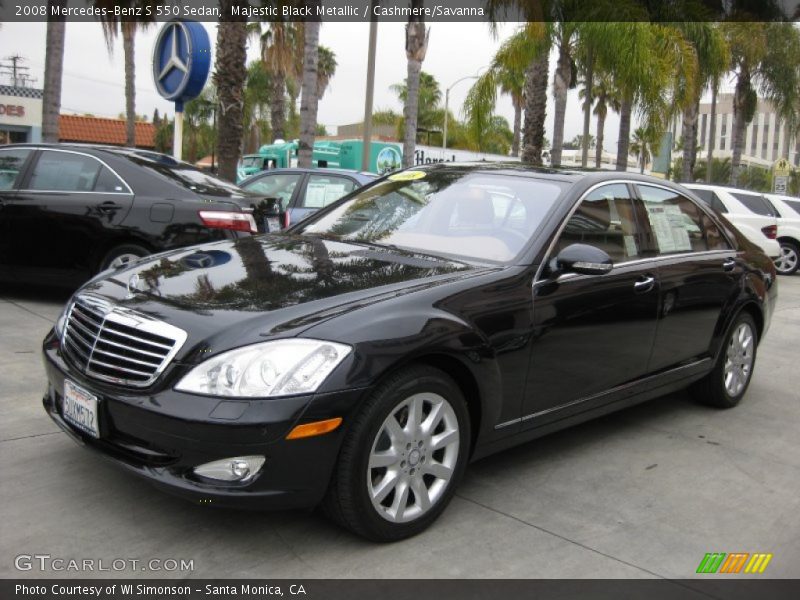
[522,183,661,427]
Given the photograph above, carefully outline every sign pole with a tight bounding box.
[174,101,184,160]
[361,2,378,171]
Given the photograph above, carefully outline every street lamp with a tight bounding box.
[442,68,487,157]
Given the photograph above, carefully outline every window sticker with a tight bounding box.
[388,170,426,182]
[644,203,692,253]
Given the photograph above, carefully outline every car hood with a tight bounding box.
[77,235,490,361]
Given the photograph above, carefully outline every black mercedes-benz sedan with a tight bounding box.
[41,164,777,541]
[0,144,261,288]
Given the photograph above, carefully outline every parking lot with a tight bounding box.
[1,275,798,580]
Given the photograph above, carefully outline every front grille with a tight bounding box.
[61,295,187,388]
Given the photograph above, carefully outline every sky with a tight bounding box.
[0,21,628,152]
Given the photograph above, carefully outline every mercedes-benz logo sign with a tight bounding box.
[158,23,189,81]
[153,21,192,101]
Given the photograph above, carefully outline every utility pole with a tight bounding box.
[0,55,30,87]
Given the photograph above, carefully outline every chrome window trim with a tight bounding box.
[17,147,134,196]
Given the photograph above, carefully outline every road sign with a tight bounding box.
[152,20,211,159]
[773,158,792,178]
[774,176,788,194]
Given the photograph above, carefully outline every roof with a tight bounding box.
[58,115,156,149]
[0,84,43,99]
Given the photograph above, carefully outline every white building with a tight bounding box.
[674,93,800,169]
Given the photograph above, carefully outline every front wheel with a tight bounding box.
[774,240,799,275]
[322,365,470,542]
[691,312,758,408]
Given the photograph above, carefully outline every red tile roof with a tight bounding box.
[59,114,156,149]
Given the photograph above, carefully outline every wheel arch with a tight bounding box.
[91,237,155,273]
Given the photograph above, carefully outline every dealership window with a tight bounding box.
[762,122,769,158]
[719,114,727,150]
[637,185,729,254]
[750,118,758,155]
[28,151,104,192]
[0,147,31,190]
[554,184,642,263]
[300,174,356,208]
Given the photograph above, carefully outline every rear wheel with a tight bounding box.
[99,244,149,272]
[322,365,470,542]
[691,312,758,408]
[774,240,799,275]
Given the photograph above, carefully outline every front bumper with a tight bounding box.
[42,331,367,510]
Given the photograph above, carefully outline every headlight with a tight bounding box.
[174,339,352,398]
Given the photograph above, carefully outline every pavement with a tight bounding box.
[0,275,798,580]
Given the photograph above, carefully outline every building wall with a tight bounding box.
[0,85,43,144]
[674,93,800,169]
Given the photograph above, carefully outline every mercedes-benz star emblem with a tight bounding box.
[158,23,189,83]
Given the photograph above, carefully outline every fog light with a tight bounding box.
[193,456,265,482]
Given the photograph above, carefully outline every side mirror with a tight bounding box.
[554,243,613,276]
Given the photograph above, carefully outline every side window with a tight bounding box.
[301,174,356,208]
[729,192,776,217]
[638,185,730,254]
[690,188,729,214]
[93,166,128,193]
[28,151,102,192]
[554,184,642,263]
[241,173,302,209]
[783,199,800,217]
[0,148,32,190]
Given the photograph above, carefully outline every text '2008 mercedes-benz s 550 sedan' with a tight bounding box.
[42,164,777,542]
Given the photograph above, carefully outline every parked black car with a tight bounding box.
[0,144,261,288]
[42,164,777,541]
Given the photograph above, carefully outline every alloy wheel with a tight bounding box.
[723,322,755,397]
[774,244,798,274]
[367,392,460,523]
[109,253,141,269]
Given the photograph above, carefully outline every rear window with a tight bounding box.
[119,151,246,196]
[783,199,800,217]
[730,192,776,217]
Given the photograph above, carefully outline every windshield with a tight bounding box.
[241,156,262,168]
[296,170,566,263]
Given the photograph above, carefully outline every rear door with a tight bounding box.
[9,149,133,282]
[634,183,740,379]
[0,147,34,279]
[523,183,661,426]
[291,173,358,225]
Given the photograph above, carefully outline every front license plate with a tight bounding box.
[62,379,100,438]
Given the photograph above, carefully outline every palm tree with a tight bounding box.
[578,72,620,168]
[392,71,442,141]
[41,1,67,142]
[261,22,302,141]
[722,21,800,184]
[213,5,248,182]
[316,46,338,99]
[672,23,728,182]
[401,1,430,168]
[629,126,658,173]
[298,13,320,168]
[96,2,153,147]
[243,60,273,153]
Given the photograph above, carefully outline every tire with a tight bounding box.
[98,244,149,272]
[322,365,471,542]
[774,240,799,276]
[691,312,758,408]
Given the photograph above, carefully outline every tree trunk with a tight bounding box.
[511,98,521,157]
[402,14,428,169]
[550,38,571,166]
[730,70,751,185]
[615,95,633,171]
[595,109,605,168]
[581,47,593,168]
[707,81,717,183]
[520,52,549,166]
[298,17,320,168]
[271,76,286,141]
[213,8,247,182]
[681,102,698,182]
[42,4,66,143]
[122,22,136,147]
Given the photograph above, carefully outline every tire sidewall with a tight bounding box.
[775,241,799,275]
[99,244,149,272]
[344,367,471,541]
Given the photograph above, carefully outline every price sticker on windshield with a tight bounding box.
[388,170,426,182]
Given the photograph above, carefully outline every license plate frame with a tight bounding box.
[62,379,101,439]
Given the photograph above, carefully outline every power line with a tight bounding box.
[0,54,33,87]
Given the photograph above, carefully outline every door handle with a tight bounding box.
[722,258,736,272]
[97,201,120,213]
[634,275,656,294]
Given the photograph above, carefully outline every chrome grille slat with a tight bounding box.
[60,296,187,388]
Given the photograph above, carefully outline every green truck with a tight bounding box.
[237,139,402,183]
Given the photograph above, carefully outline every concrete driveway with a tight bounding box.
[1,276,798,579]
